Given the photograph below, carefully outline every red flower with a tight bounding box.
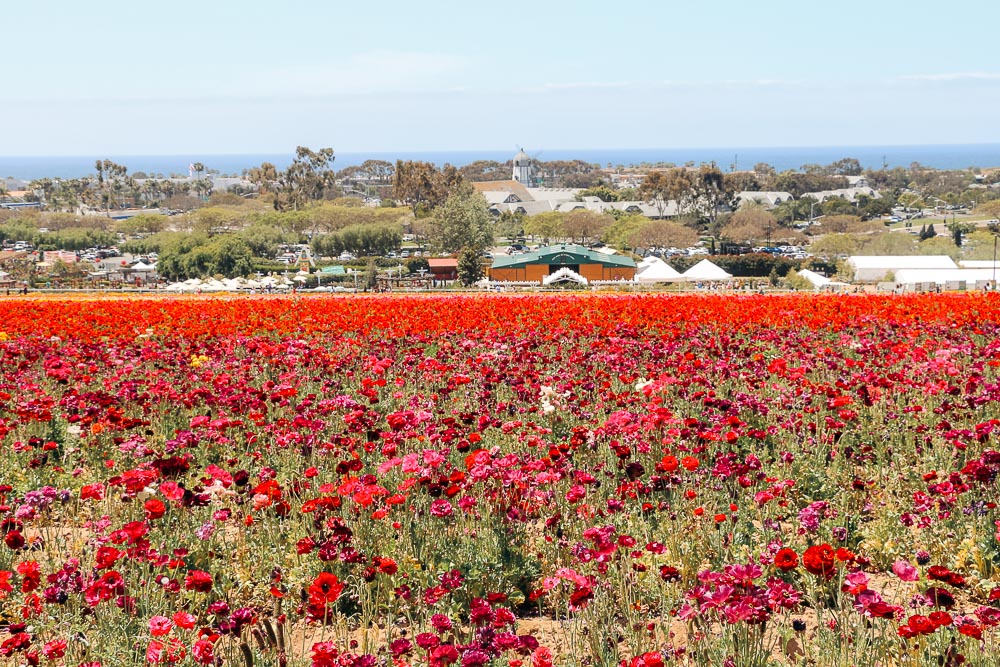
[802,544,836,580]
[16,561,41,592]
[144,498,166,520]
[928,611,952,628]
[3,530,25,550]
[306,572,344,621]
[184,570,213,593]
[42,639,67,660]
[907,615,935,635]
[774,548,798,571]
[308,572,344,605]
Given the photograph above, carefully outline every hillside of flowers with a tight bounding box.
[2,293,1000,667]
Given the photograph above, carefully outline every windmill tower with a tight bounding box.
[512,148,534,186]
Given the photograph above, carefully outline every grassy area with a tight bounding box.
[885,214,998,231]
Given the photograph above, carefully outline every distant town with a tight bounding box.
[2,147,1000,293]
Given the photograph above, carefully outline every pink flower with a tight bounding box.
[892,560,920,582]
[149,615,173,637]
[430,499,453,517]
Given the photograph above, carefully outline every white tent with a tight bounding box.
[798,269,831,288]
[848,255,956,282]
[893,268,996,287]
[129,261,156,272]
[959,261,1000,269]
[682,259,732,281]
[636,257,683,283]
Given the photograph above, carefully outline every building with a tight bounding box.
[847,255,957,282]
[427,258,458,282]
[734,191,795,209]
[489,244,636,284]
[474,151,688,221]
[804,187,881,204]
[512,149,534,186]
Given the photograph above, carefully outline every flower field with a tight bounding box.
[3,293,1000,667]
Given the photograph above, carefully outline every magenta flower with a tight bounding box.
[892,560,920,582]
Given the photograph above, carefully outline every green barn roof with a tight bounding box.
[491,244,636,270]
[320,265,347,275]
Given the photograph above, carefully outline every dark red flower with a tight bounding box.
[185,570,213,593]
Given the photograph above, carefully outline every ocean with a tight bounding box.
[2,144,999,181]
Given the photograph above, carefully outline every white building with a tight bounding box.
[512,149,534,186]
[847,255,957,282]
[735,191,795,209]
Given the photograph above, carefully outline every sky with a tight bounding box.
[2,0,999,155]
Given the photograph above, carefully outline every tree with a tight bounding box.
[859,232,918,256]
[753,163,777,179]
[358,159,395,185]
[808,233,859,258]
[246,162,280,195]
[690,164,732,223]
[577,186,620,202]
[93,159,129,216]
[495,211,523,241]
[406,257,430,274]
[719,208,777,244]
[602,214,648,250]
[523,212,565,242]
[826,158,863,176]
[919,236,961,260]
[393,161,453,211]
[273,147,337,211]
[723,172,762,193]
[429,183,493,253]
[363,258,379,291]
[458,160,507,182]
[114,213,168,236]
[157,233,254,279]
[457,247,484,286]
[629,220,699,249]
[818,215,881,235]
[562,210,612,244]
[639,169,692,217]
[239,223,297,258]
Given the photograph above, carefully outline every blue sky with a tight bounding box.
[3,0,999,155]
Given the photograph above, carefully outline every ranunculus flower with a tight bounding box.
[892,560,919,582]
[184,570,213,593]
[149,616,173,637]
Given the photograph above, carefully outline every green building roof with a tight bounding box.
[491,244,636,270]
[320,265,347,275]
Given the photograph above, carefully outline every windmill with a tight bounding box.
[512,146,544,186]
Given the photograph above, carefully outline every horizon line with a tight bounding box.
[4,141,1000,160]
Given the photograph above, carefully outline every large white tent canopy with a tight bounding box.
[682,259,732,281]
[893,268,996,286]
[636,257,683,283]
